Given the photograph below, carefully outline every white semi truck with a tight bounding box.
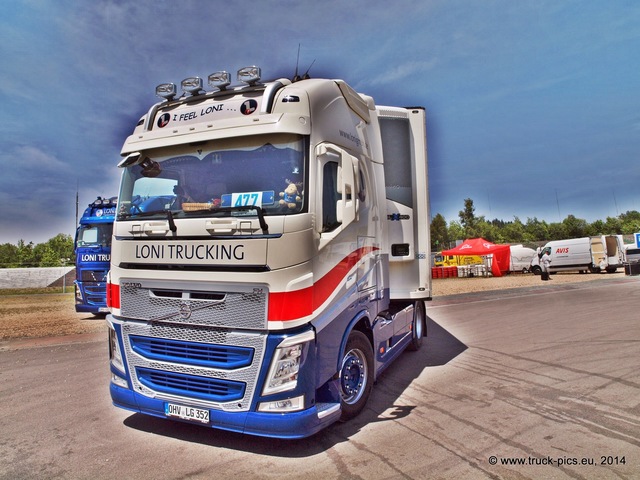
[106,67,431,438]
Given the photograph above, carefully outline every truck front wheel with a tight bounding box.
[408,300,426,351]
[339,330,373,421]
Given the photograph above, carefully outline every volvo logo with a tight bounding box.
[179,302,192,320]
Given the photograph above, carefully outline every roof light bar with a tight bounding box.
[155,83,177,100]
[237,66,261,85]
[208,71,231,90]
[181,77,204,95]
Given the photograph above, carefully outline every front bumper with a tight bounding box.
[110,382,340,439]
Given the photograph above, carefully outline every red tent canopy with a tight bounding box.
[441,238,511,277]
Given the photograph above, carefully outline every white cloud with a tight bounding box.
[5,145,72,173]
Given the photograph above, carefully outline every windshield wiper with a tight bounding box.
[118,209,168,220]
[167,210,177,233]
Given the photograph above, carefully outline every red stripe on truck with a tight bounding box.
[268,247,378,321]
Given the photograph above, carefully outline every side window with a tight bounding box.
[380,117,412,207]
[322,161,341,232]
[79,227,98,245]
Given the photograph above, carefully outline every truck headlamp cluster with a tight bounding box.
[262,330,314,396]
[90,197,117,208]
[181,76,203,95]
[156,67,262,98]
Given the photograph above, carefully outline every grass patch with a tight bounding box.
[0,286,75,296]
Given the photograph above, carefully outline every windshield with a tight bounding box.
[117,134,307,220]
[76,224,113,247]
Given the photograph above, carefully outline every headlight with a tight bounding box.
[109,326,125,373]
[262,330,314,395]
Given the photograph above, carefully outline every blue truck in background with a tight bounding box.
[74,196,117,316]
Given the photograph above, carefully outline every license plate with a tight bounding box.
[165,403,210,424]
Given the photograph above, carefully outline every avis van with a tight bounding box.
[530,235,625,274]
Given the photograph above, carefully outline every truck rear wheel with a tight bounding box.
[408,301,426,351]
[339,330,373,421]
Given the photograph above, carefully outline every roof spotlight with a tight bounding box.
[208,71,231,90]
[181,77,204,95]
[155,83,177,100]
[237,66,261,85]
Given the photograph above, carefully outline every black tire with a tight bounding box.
[531,265,542,275]
[339,330,373,421]
[407,301,426,351]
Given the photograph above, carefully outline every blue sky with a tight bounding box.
[1,0,639,244]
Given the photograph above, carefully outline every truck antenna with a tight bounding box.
[293,45,315,82]
[301,59,315,80]
[293,44,301,82]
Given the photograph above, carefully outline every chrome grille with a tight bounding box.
[120,281,267,330]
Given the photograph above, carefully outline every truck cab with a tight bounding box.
[74,196,117,315]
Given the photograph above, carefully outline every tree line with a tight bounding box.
[0,234,75,268]
[431,198,640,251]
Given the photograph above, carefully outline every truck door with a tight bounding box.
[378,107,430,342]
[377,107,430,303]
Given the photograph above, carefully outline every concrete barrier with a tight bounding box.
[0,267,76,289]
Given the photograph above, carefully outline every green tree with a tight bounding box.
[476,220,501,243]
[524,217,549,242]
[17,240,36,267]
[587,219,605,235]
[430,213,449,250]
[500,217,527,244]
[602,216,622,234]
[547,222,567,240]
[447,221,465,246]
[46,233,75,264]
[561,215,588,238]
[620,210,640,234]
[0,243,20,268]
[34,243,60,267]
[458,198,482,238]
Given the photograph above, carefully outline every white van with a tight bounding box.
[509,245,536,273]
[532,237,593,274]
[531,236,623,274]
